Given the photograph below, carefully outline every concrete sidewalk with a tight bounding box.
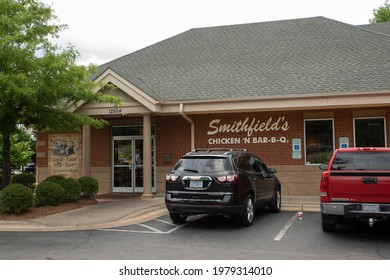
[0,195,320,232]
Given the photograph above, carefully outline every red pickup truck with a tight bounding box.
[319,147,390,232]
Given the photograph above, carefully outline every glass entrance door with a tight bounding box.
[112,137,155,193]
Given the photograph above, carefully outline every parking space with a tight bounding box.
[99,210,307,240]
[98,208,390,242]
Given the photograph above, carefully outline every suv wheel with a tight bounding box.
[238,194,255,226]
[169,212,188,224]
[269,186,281,213]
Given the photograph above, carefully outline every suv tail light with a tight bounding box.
[166,174,180,182]
[216,174,238,183]
[320,172,329,197]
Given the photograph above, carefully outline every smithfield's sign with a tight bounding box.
[207,117,290,145]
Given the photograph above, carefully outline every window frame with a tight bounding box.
[304,118,335,165]
[353,117,387,148]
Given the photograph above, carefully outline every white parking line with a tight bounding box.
[98,228,159,234]
[138,223,163,233]
[155,218,176,225]
[274,212,299,241]
[98,216,202,235]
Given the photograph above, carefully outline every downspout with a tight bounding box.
[179,103,195,150]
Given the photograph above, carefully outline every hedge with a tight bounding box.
[61,178,81,202]
[0,183,34,214]
[35,181,65,206]
[11,173,36,190]
[78,176,99,198]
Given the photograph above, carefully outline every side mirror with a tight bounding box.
[269,168,277,174]
[319,163,328,171]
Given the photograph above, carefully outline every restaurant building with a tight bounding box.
[36,17,390,197]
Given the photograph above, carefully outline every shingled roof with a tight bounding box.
[359,21,390,36]
[96,17,390,103]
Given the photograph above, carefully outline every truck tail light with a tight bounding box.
[358,147,376,151]
[320,173,329,197]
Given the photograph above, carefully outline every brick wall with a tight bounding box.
[90,126,111,167]
[36,107,390,195]
[156,115,192,166]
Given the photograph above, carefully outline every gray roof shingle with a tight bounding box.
[359,22,390,36]
[96,17,390,102]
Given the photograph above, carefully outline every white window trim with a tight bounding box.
[304,118,335,165]
[353,116,387,148]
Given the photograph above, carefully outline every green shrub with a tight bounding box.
[78,176,99,198]
[0,184,33,214]
[61,178,81,202]
[11,173,36,190]
[44,175,66,184]
[35,181,65,206]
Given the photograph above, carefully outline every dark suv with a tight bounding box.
[165,148,281,226]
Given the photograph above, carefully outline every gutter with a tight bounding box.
[179,103,195,150]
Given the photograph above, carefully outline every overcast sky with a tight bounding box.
[42,0,385,65]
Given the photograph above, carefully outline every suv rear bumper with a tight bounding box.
[165,191,244,217]
[165,202,244,217]
[321,202,390,221]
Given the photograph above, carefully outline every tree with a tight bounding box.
[0,0,120,187]
[0,126,35,169]
[370,0,390,23]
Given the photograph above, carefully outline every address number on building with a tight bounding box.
[108,108,122,114]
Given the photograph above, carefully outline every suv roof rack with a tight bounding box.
[192,148,247,153]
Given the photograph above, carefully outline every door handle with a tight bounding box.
[362,177,378,184]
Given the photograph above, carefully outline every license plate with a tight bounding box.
[189,180,203,188]
[362,204,380,213]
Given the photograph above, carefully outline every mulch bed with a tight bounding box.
[0,198,97,221]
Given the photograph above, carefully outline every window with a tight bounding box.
[354,118,386,147]
[331,151,390,171]
[252,157,268,174]
[235,156,253,172]
[175,157,233,173]
[305,119,334,164]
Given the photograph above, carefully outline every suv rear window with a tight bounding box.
[332,151,390,170]
[174,157,233,173]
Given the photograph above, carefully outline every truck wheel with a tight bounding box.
[321,214,336,232]
[238,194,255,226]
[269,186,281,213]
[169,212,188,224]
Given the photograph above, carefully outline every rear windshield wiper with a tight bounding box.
[183,169,199,173]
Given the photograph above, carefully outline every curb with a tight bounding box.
[0,205,168,232]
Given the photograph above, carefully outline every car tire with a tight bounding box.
[238,194,255,227]
[169,212,188,224]
[321,214,336,232]
[269,186,281,213]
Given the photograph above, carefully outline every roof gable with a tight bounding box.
[75,68,159,116]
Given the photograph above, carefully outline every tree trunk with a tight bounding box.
[1,133,11,189]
